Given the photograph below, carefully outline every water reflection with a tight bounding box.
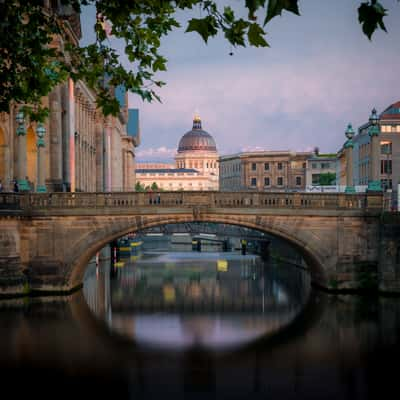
[0,249,400,399]
[83,252,311,351]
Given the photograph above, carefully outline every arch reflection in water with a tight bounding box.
[83,251,311,352]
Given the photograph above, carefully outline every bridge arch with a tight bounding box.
[67,214,330,291]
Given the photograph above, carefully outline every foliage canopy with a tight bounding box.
[0,0,396,120]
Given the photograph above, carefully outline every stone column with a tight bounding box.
[81,103,85,191]
[344,140,355,193]
[104,117,112,192]
[47,86,63,191]
[68,79,75,192]
[75,96,80,191]
[0,113,11,191]
[95,113,104,192]
[15,109,29,191]
[36,124,46,192]
[371,135,380,179]
[61,83,70,191]
[368,125,382,191]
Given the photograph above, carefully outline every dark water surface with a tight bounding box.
[1,249,400,400]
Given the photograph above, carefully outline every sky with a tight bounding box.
[82,1,400,162]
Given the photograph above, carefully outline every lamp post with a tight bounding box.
[36,123,47,192]
[344,123,355,193]
[15,110,29,191]
[367,108,382,191]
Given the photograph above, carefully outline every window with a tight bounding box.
[264,162,269,171]
[312,174,320,185]
[302,162,306,169]
[251,163,257,171]
[296,176,302,186]
[381,179,392,190]
[264,177,270,186]
[381,141,392,154]
[277,177,283,186]
[321,162,330,169]
[251,177,257,186]
[277,162,283,170]
[381,159,392,174]
[312,163,318,169]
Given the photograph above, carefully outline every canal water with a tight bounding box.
[0,242,400,399]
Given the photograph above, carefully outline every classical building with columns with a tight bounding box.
[136,115,219,191]
[338,102,400,199]
[0,2,140,193]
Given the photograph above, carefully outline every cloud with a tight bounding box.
[132,48,400,158]
[136,146,176,161]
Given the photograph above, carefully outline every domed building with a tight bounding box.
[175,115,219,189]
[136,115,219,191]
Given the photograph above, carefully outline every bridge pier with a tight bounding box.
[0,256,27,296]
[0,221,27,296]
[378,214,400,294]
[25,257,77,294]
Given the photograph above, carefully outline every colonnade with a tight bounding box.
[0,82,137,193]
[75,92,97,192]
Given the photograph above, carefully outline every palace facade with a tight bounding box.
[0,2,140,193]
[136,115,219,191]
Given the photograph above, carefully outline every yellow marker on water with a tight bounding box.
[217,259,228,272]
[163,285,176,302]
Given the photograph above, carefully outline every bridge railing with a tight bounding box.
[0,191,383,212]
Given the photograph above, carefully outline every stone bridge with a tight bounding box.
[0,191,397,296]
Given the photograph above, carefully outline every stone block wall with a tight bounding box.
[378,213,400,293]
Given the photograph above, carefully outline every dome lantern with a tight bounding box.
[193,113,202,130]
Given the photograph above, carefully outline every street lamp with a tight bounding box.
[367,107,382,191]
[35,123,47,192]
[16,110,25,125]
[15,109,29,191]
[344,123,355,193]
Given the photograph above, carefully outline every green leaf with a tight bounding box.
[246,0,266,20]
[185,16,218,43]
[248,23,269,47]
[358,1,387,40]
[153,56,167,72]
[264,0,300,25]
[223,6,235,23]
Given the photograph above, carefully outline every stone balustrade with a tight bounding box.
[0,191,383,213]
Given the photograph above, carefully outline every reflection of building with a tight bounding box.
[135,115,219,190]
[219,151,312,191]
[0,3,140,193]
